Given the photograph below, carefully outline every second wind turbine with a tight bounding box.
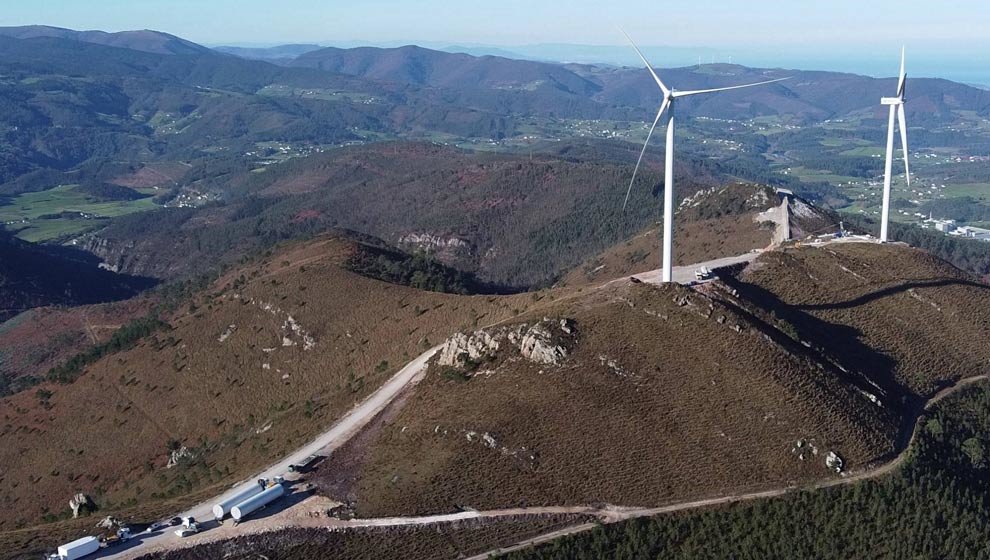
[621,29,789,283]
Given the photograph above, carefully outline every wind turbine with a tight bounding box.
[620,30,788,282]
[879,47,910,243]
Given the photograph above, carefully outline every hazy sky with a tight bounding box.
[2,1,989,82]
[1,0,987,49]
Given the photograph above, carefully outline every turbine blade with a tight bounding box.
[898,104,910,187]
[672,76,791,97]
[623,99,669,211]
[897,46,906,97]
[618,27,670,97]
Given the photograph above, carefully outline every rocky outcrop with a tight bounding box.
[69,493,93,518]
[510,321,572,365]
[166,446,194,469]
[397,232,474,264]
[437,331,501,366]
[438,318,576,369]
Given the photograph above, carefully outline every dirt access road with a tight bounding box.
[96,345,442,559]
[96,244,907,559]
[121,370,990,559]
[92,251,757,559]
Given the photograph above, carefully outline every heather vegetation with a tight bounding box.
[506,382,990,560]
[0,235,534,531]
[44,315,167,384]
[342,280,896,518]
[728,243,990,400]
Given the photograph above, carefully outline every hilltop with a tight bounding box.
[0,26,210,55]
[318,272,894,517]
[562,184,839,285]
[0,232,537,541]
[724,242,990,400]
[308,242,989,520]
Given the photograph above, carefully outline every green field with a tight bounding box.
[0,184,157,242]
[942,183,990,201]
[839,146,884,157]
[785,166,863,184]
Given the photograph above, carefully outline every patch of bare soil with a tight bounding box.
[309,378,419,504]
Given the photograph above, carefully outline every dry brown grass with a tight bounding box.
[562,215,772,286]
[730,242,990,399]
[344,280,896,517]
[0,235,535,544]
[0,298,152,385]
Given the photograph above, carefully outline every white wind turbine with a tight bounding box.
[621,30,789,282]
[879,47,910,243]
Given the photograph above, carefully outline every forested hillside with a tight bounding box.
[0,229,154,322]
[77,142,716,288]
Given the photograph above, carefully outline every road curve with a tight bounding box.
[466,374,990,559]
[124,372,989,560]
[97,345,443,559]
[89,244,908,559]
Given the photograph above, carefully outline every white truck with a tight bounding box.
[694,266,714,281]
[47,536,99,560]
[175,516,200,537]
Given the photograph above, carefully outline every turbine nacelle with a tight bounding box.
[619,28,790,282]
[879,47,911,243]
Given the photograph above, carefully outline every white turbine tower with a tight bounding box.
[621,30,788,282]
[879,47,910,243]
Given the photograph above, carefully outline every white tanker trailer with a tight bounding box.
[230,483,285,522]
[211,483,266,521]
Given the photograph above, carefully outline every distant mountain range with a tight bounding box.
[289,44,602,95]
[0,25,210,55]
[214,43,324,61]
[0,24,984,196]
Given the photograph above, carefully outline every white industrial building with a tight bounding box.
[955,226,990,241]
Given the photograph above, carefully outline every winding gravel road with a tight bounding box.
[88,244,977,560]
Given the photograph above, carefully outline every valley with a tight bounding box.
[1,21,990,560]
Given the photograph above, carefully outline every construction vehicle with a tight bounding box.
[694,266,714,281]
[98,527,131,547]
[288,454,326,473]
